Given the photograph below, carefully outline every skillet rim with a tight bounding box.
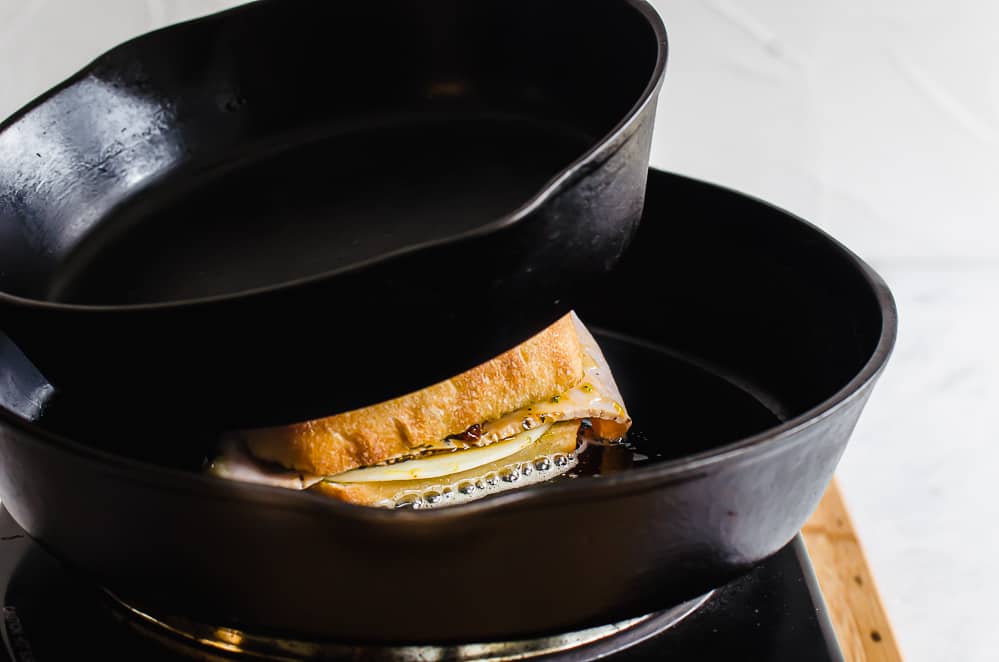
[0,0,669,311]
[0,170,898,523]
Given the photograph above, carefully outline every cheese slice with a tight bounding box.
[328,423,551,483]
[314,422,581,508]
[208,421,582,509]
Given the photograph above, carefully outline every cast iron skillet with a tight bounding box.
[0,0,668,426]
[0,169,896,644]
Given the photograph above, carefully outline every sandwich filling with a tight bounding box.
[208,312,630,508]
[315,422,583,509]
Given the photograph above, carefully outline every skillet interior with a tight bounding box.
[0,0,660,304]
[579,171,887,424]
[47,116,593,305]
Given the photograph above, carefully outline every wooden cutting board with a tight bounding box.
[802,479,904,661]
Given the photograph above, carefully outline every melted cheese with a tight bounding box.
[315,422,581,508]
[327,423,551,483]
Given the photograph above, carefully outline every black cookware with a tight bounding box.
[0,169,896,643]
[0,0,668,425]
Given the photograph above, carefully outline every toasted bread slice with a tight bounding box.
[234,311,629,477]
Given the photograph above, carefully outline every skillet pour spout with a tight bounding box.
[0,0,668,425]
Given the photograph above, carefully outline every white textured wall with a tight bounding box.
[3,2,998,660]
[651,0,999,262]
[649,4,999,662]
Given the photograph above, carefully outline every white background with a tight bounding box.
[2,1,997,660]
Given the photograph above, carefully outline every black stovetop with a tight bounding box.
[0,507,842,661]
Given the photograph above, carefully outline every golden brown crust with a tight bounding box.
[240,314,586,475]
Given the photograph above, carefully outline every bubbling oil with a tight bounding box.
[377,443,584,510]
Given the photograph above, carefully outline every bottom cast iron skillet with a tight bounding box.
[0,169,896,644]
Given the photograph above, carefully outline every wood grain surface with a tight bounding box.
[802,479,904,661]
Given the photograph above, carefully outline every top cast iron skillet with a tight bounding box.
[0,169,896,644]
[0,0,667,427]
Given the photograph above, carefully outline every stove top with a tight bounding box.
[0,507,842,661]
